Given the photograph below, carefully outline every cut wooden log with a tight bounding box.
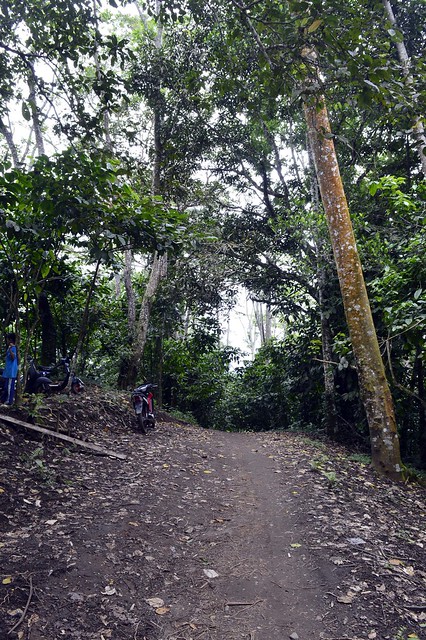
[0,413,127,460]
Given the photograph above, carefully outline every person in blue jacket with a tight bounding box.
[1,333,18,405]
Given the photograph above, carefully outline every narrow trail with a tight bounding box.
[165,429,346,640]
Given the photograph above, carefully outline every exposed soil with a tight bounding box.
[0,387,425,640]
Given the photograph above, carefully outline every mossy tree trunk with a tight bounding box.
[304,95,403,481]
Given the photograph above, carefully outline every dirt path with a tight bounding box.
[1,400,425,640]
[172,430,342,639]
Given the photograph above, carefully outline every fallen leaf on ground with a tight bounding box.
[155,606,170,615]
[146,597,164,608]
[102,586,117,595]
[203,569,219,578]
[337,592,356,604]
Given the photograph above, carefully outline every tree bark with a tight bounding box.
[307,132,339,437]
[123,249,136,331]
[304,93,403,480]
[39,292,57,365]
[93,0,112,151]
[0,117,20,167]
[121,251,167,387]
[27,68,45,157]
[265,304,272,342]
[122,0,168,388]
[317,263,338,438]
[382,0,426,176]
[254,302,266,345]
[73,258,101,371]
[415,351,426,468]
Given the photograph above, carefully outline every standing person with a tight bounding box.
[1,333,18,405]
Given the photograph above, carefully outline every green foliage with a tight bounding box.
[0,148,187,367]
[20,445,54,485]
[162,334,238,429]
[166,408,198,425]
[360,176,426,465]
[401,465,426,487]
[24,394,47,422]
[214,335,324,433]
[347,453,371,465]
[1,0,425,475]
[310,454,339,486]
[0,150,184,259]
[393,629,420,640]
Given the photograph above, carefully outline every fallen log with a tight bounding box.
[0,413,127,460]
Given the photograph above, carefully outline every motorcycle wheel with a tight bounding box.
[137,413,147,434]
[35,380,51,395]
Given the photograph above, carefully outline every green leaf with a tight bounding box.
[22,101,31,121]
[307,19,323,33]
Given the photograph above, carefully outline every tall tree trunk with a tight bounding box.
[39,292,57,365]
[93,0,112,151]
[317,263,338,438]
[73,258,101,370]
[123,249,136,331]
[0,117,19,167]
[122,0,168,388]
[154,328,164,408]
[245,299,258,359]
[308,133,339,437]
[382,0,426,176]
[123,251,167,386]
[415,351,426,468]
[253,302,272,345]
[27,68,45,157]
[303,88,403,480]
[254,302,266,345]
[265,304,272,342]
[117,291,135,389]
[117,249,136,386]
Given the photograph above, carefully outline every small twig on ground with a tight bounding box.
[229,598,264,618]
[270,580,283,588]
[133,620,140,639]
[381,602,388,626]
[226,600,260,606]
[298,584,327,589]
[7,576,33,635]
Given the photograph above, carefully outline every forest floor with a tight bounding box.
[0,387,425,640]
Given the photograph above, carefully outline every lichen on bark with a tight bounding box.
[304,94,403,481]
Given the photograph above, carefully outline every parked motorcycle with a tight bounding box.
[131,383,157,433]
[25,357,84,395]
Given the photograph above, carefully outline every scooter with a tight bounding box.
[131,383,157,433]
[24,357,84,395]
